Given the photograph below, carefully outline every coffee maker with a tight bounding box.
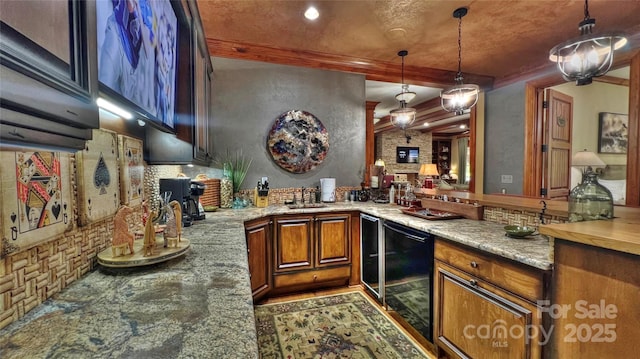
[187,181,206,221]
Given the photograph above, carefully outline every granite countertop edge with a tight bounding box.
[223,202,553,271]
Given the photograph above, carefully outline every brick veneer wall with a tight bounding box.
[375,129,432,182]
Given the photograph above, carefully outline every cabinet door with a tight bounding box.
[192,27,211,164]
[245,218,272,301]
[0,0,98,148]
[274,216,314,272]
[315,213,351,267]
[435,261,543,359]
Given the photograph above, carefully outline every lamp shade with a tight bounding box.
[572,150,605,168]
[374,158,386,167]
[419,163,440,177]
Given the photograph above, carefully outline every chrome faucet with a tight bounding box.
[301,187,306,204]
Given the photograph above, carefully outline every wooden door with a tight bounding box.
[273,215,314,272]
[244,218,271,301]
[315,213,351,267]
[435,261,543,359]
[543,89,573,200]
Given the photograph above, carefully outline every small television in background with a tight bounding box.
[96,0,182,131]
[396,146,419,163]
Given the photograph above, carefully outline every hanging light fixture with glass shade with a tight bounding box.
[389,50,417,130]
[441,7,479,116]
[549,0,627,86]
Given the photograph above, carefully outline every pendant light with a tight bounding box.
[389,50,417,130]
[441,7,479,116]
[549,0,627,86]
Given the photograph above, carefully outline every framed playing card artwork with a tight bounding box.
[76,129,120,225]
[1,151,73,257]
[118,135,144,206]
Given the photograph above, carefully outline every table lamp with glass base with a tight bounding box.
[419,163,439,189]
[568,150,613,222]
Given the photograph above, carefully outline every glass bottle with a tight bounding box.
[568,170,614,222]
[220,163,233,208]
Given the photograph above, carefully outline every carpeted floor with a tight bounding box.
[254,291,430,359]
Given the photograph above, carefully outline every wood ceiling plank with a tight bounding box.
[207,38,494,89]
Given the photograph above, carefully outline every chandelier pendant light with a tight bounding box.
[389,50,417,130]
[549,0,627,86]
[441,7,479,116]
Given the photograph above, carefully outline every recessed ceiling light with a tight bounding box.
[304,6,319,20]
[423,123,429,127]
[460,124,466,129]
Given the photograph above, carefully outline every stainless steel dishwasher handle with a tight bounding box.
[361,214,380,222]
[383,223,427,242]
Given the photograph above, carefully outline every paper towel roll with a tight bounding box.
[320,178,336,202]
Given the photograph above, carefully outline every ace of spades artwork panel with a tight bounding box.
[118,135,144,206]
[1,150,73,257]
[76,129,120,225]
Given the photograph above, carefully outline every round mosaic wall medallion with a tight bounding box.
[267,110,329,173]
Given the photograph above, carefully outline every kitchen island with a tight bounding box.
[4,199,637,358]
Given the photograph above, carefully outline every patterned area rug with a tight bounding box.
[384,277,431,339]
[254,291,429,359]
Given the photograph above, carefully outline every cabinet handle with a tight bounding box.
[470,261,478,268]
[313,274,318,281]
[469,279,477,286]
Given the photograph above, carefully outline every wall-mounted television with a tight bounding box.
[396,146,419,163]
[96,0,181,131]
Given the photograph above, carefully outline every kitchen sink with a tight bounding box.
[287,203,327,209]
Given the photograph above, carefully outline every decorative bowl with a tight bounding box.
[504,225,537,238]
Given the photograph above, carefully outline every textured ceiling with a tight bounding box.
[198,0,640,135]
[197,0,640,81]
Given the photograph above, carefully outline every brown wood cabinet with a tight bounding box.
[244,218,272,302]
[432,139,452,176]
[434,239,550,359]
[272,213,351,293]
[549,239,640,358]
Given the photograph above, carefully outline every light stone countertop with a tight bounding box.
[226,202,554,271]
[0,201,552,359]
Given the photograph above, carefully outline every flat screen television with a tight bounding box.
[396,146,419,163]
[96,0,180,131]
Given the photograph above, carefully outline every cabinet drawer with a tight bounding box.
[435,239,547,302]
[435,261,544,359]
[273,266,350,289]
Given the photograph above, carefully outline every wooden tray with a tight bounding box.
[420,198,484,220]
[401,208,464,220]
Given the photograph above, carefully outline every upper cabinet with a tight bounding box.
[432,139,452,176]
[146,0,212,165]
[0,0,99,150]
[192,19,212,164]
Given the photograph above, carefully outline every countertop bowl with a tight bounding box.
[504,225,537,238]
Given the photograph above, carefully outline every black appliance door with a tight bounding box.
[383,221,434,342]
[360,213,382,302]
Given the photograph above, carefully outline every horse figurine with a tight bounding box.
[112,205,134,257]
[143,210,158,256]
[164,200,182,248]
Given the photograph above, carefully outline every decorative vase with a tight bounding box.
[220,163,233,208]
[568,170,613,222]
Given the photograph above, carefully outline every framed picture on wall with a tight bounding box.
[598,112,628,154]
[396,147,419,163]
